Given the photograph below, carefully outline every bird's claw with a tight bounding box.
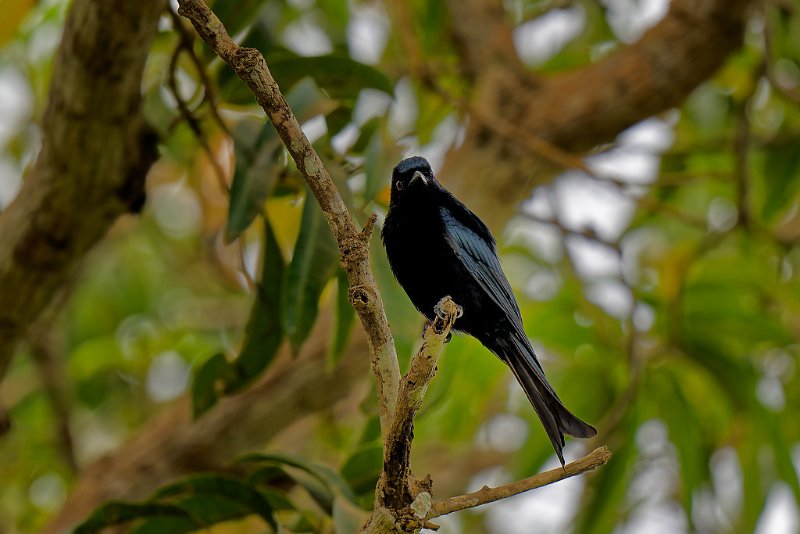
[434,296,464,321]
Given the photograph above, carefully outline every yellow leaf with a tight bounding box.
[0,0,35,46]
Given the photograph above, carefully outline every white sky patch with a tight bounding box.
[151,180,202,239]
[348,3,389,65]
[513,6,586,66]
[585,279,633,318]
[554,172,635,242]
[475,413,530,453]
[353,88,393,126]
[484,445,587,534]
[388,77,418,136]
[301,114,328,144]
[601,0,671,43]
[756,484,800,534]
[146,350,190,402]
[506,219,563,264]
[622,420,688,534]
[282,15,333,56]
[520,188,555,220]
[0,66,33,148]
[707,197,738,232]
[565,235,621,278]
[524,268,561,302]
[28,472,67,512]
[617,116,677,153]
[711,447,744,527]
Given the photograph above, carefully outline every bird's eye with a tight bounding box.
[395,181,404,191]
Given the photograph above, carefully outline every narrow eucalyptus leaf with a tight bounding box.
[281,194,339,353]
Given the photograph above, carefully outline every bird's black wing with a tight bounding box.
[439,206,524,330]
[440,204,597,462]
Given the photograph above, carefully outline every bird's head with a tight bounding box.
[390,156,436,204]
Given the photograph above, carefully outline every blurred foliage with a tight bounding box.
[1,0,800,533]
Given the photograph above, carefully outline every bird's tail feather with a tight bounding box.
[491,332,596,465]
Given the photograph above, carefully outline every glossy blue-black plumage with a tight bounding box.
[381,156,596,464]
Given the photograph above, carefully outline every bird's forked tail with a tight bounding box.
[490,332,596,466]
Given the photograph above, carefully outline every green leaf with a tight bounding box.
[268,55,394,100]
[192,353,236,419]
[738,429,768,533]
[225,79,338,243]
[761,408,800,502]
[130,515,198,534]
[760,142,800,221]
[657,368,708,527]
[212,0,269,38]
[333,496,368,534]
[74,503,192,534]
[370,234,421,363]
[281,194,339,353]
[329,269,355,366]
[572,409,639,534]
[229,218,285,390]
[238,452,357,504]
[153,474,277,531]
[340,443,383,496]
[225,120,281,243]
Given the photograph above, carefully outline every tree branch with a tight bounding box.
[441,0,753,230]
[376,297,460,511]
[176,0,401,432]
[0,0,166,381]
[360,298,460,534]
[428,446,612,519]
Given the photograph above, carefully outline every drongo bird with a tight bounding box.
[381,156,596,464]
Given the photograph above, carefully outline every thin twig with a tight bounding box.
[428,446,612,518]
[169,8,232,137]
[166,27,230,195]
[177,0,401,433]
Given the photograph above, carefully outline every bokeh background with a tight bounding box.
[1,0,800,532]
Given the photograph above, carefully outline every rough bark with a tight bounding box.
[0,0,166,379]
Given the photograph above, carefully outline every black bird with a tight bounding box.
[381,156,596,464]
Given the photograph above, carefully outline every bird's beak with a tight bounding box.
[411,171,428,186]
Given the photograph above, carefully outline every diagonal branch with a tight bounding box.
[176,0,401,433]
[428,446,612,519]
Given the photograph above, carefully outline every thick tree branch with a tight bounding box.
[442,0,753,229]
[177,0,401,432]
[444,0,524,78]
[0,0,166,381]
[522,0,752,151]
[428,446,612,519]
